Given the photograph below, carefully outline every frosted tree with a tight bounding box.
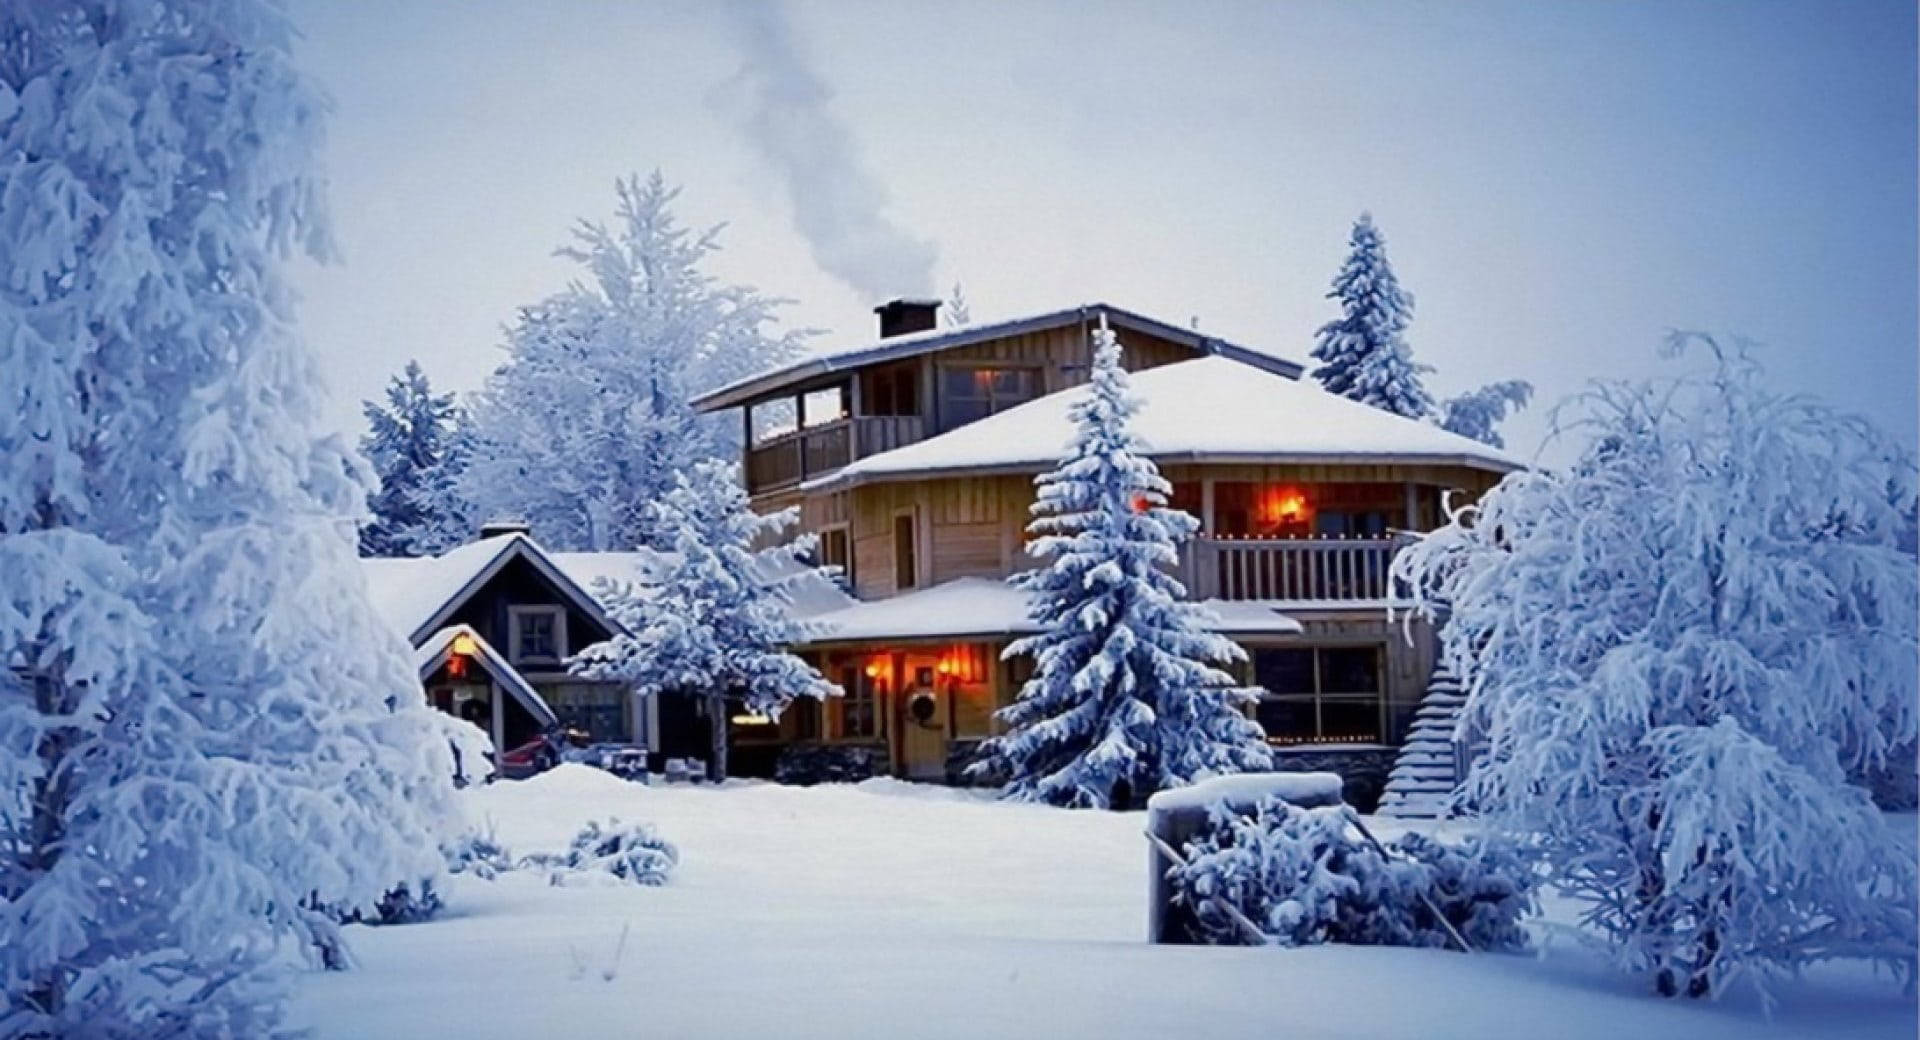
[0,1,464,1034]
[1393,336,1919,1000]
[1438,379,1534,449]
[571,460,837,779]
[1311,213,1434,420]
[463,174,810,550]
[974,318,1270,809]
[360,360,474,556]
[945,281,973,327]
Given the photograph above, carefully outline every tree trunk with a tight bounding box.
[707,692,729,782]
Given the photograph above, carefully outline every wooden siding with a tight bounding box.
[927,323,1197,435]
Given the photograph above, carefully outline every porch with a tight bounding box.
[1177,535,1409,603]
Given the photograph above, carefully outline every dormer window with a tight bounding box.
[509,605,566,665]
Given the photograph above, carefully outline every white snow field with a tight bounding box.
[290,766,1917,1039]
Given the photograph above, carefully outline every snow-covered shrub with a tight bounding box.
[1393,337,1920,999]
[525,819,680,887]
[445,826,516,881]
[1167,797,1533,951]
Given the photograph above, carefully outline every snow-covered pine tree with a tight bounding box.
[462,174,810,551]
[973,318,1270,809]
[571,460,837,779]
[945,281,973,327]
[360,359,474,557]
[1392,335,1919,1000]
[1310,213,1434,420]
[1438,379,1534,449]
[0,2,465,1033]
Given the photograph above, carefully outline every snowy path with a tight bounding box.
[290,767,1916,1039]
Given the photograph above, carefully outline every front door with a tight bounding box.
[899,660,948,782]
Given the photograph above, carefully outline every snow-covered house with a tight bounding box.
[691,300,1522,797]
[360,524,663,756]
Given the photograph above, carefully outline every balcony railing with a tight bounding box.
[1180,536,1407,602]
[745,415,927,494]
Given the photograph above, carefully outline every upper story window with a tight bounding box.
[940,366,1038,427]
[509,605,566,666]
[865,364,920,417]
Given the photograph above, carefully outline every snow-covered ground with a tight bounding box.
[290,766,1917,1039]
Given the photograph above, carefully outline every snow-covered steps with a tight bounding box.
[1376,664,1468,819]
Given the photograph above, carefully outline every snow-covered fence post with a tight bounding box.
[1144,773,1344,943]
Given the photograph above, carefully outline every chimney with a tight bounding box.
[478,519,531,541]
[874,298,941,339]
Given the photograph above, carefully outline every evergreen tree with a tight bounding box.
[360,360,474,557]
[0,2,463,1034]
[1310,213,1434,420]
[945,281,973,327]
[974,318,1270,809]
[462,174,809,551]
[1438,379,1534,449]
[571,460,837,779]
[1393,336,1918,1000]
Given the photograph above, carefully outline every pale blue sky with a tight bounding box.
[292,0,1917,460]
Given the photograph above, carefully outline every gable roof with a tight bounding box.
[415,624,559,728]
[361,533,634,647]
[361,534,858,650]
[803,356,1524,492]
[690,302,1304,412]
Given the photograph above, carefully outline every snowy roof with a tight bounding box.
[415,624,559,728]
[690,302,1303,411]
[801,576,1302,645]
[361,533,634,645]
[361,533,856,648]
[807,356,1523,491]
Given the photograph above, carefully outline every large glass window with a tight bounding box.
[1251,646,1384,744]
[940,366,1038,427]
[509,606,565,664]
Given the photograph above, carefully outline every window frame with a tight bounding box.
[836,664,878,740]
[936,362,1041,427]
[508,604,568,666]
[816,523,853,590]
[1251,644,1386,745]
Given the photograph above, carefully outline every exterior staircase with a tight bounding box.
[1376,663,1468,818]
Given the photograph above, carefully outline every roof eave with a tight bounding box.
[807,450,1522,494]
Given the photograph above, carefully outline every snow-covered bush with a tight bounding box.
[972,317,1270,808]
[1167,797,1533,951]
[525,819,680,887]
[1393,336,1920,999]
[445,826,516,882]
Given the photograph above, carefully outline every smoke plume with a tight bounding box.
[714,2,939,302]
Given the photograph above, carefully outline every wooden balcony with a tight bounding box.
[745,415,926,494]
[1180,536,1408,603]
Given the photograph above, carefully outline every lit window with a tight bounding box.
[940,366,1037,427]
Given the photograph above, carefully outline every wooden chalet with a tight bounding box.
[691,300,1523,796]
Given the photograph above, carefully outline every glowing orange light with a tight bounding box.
[1129,493,1150,514]
[1257,485,1311,528]
[936,659,954,676]
[451,632,478,657]
[864,661,884,679]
